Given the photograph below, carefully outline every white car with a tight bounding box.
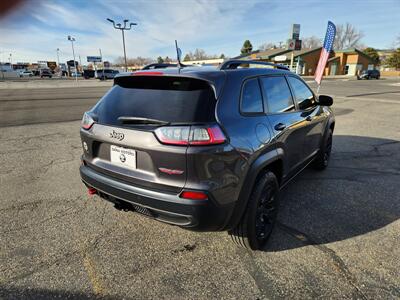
[19,70,34,77]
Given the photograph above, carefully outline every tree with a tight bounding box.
[114,56,153,67]
[164,56,172,63]
[241,40,253,55]
[184,49,218,61]
[333,23,364,50]
[220,53,225,59]
[302,36,322,49]
[157,56,164,63]
[385,48,400,69]
[258,42,277,51]
[363,47,380,64]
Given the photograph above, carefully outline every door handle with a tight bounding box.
[274,123,286,131]
[305,116,312,121]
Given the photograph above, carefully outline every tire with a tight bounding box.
[312,128,333,170]
[228,171,279,250]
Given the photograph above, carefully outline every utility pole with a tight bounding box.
[67,35,78,82]
[0,51,4,80]
[106,18,137,72]
[99,48,102,69]
[56,48,60,75]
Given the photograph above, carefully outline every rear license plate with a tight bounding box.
[110,145,136,169]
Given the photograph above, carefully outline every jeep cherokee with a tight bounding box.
[79,60,335,250]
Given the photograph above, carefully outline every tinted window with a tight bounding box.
[260,76,294,113]
[241,78,264,114]
[94,76,216,125]
[287,76,316,110]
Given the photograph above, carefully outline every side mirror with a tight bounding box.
[318,95,333,106]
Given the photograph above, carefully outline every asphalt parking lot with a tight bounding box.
[0,77,399,299]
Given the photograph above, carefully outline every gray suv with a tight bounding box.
[80,60,335,250]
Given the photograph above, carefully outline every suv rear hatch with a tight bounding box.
[81,74,221,194]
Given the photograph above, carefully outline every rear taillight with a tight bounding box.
[131,71,163,76]
[179,190,208,200]
[154,125,226,146]
[81,112,95,130]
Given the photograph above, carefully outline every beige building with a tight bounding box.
[235,47,378,76]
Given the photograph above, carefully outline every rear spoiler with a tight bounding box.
[141,63,187,70]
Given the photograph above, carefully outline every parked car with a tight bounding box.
[79,60,335,250]
[95,69,119,80]
[359,69,380,80]
[19,70,34,77]
[40,69,52,78]
[83,70,95,79]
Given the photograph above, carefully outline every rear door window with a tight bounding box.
[287,76,316,110]
[94,76,216,125]
[260,76,295,113]
[240,78,264,114]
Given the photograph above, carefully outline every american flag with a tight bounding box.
[315,21,336,85]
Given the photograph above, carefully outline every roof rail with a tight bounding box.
[219,59,289,71]
[141,63,187,70]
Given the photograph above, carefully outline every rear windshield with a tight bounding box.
[93,76,216,125]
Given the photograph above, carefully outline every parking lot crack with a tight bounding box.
[235,248,278,299]
[276,222,368,300]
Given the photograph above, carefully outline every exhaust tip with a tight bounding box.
[88,187,97,195]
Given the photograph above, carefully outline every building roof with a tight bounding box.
[254,48,291,59]
[292,47,322,57]
[334,48,377,62]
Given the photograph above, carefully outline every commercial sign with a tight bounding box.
[290,24,300,40]
[274,55,287,62]
[67,60,79,67]
[87,56,102,62]
[287,39,302,51]
[103,61,110,68]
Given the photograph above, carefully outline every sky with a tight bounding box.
[0,0,399,64]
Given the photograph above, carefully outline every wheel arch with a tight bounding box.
[225,149,284,230]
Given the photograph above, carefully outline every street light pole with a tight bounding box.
[56,48,60,66]
[56,48,61,76]
[106,18,137,72]
[121,29,127,70]
[68,35,78,82]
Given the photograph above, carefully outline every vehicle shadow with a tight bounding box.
[264,135,400,252]
[0,285,120,300]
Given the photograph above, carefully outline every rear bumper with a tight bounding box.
[80,165,233,231]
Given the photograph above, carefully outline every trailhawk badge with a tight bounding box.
[110,130,124,141]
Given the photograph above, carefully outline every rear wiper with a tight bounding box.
[118,116,170,126]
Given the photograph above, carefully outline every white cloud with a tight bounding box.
[0,0,264,63]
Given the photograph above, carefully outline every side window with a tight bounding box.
[287,76,316,110]
[260,76,295,113]
[241,78,264,114]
